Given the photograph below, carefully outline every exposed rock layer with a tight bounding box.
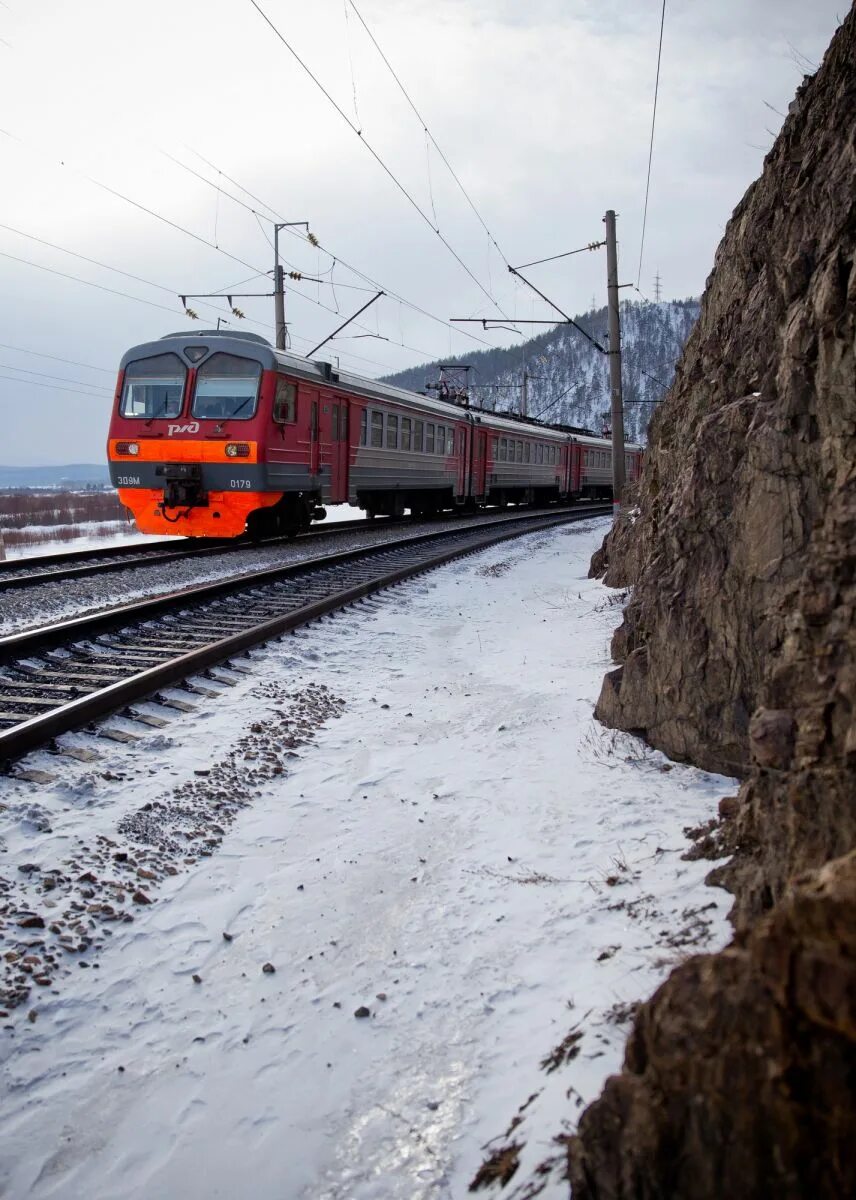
[571,7,856,1197]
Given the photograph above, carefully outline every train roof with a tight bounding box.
[121,330,642,450]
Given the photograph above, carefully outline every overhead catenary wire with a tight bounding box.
[636,0,667,288]
[0,249,190,317]
[174,139,497,350]
[346,0,514,271]
[0,361,113,391]
[0,206,413,374]
[0,127,499,378]
[0,371,111,401]
[0,342,113,373]
[246,0,517,326]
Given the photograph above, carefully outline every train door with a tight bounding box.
[306,389,320,477]
[456,425,468,497]
[330,398,349,503]
[474,429,487,497]
[570,442,581,495]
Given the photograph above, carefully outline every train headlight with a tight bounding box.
[116,442,140,456]
[225,443,250,458]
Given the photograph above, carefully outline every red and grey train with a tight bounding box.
[107,329,643,538]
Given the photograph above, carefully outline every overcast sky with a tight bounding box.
[0,0,844,465]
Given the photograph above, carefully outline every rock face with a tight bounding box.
[570,7,856,1197]
[591,6,855,784]
[568,852,856,1200]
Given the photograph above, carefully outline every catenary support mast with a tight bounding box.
[273,224,287,351]
[604,209,626,517]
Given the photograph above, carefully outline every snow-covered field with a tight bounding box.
[0,518,734,1198]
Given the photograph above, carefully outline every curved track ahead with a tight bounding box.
[0,506,609,763]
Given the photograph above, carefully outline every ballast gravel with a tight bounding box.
[0,679,344,1016]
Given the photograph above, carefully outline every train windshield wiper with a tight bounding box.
[227,394,254,419]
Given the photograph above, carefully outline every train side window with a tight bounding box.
[492,438,498,459]
[386,413,398,449]
[273,378,297,423]
[525,443,530,463]
[447,431,454,455]
[436,424,445,454]
[370,411,383,448]
[414,420,424,452]
[359,408,367,446]
[426,423,435,453]
[401,417,412,451]
[458,429,465,455]
[516,441,523,463]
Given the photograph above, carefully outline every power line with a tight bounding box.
[346,0,513,269]
[636,0,667,287]
[2,128,499,375]
[246,0,514,324]
[0,361,113,391]
[0,220,202,301]
[0,249,187,316]
[170,143,499,351]
[182,144,498,349]
[0,341,113,373]
[0,371,110,400]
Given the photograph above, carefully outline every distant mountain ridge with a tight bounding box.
[382,298,700,443]
[0,464,110,488]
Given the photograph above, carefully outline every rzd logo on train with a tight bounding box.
[167,421,200,436]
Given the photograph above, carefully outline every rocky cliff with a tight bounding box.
[570,6,855,1196]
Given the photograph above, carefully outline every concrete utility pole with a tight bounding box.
[273,224,287,351]
[604,209,626,518]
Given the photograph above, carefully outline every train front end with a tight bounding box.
[107,331,280,537]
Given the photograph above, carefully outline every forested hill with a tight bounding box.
[382,298,700,443]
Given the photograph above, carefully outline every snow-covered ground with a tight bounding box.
[0,518,734,1198]
[2,505,366,561]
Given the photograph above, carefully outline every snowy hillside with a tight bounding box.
[383,299,700,443]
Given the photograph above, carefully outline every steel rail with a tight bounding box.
[0,506,609,762]
[0,517,380,591]
[0,502,608,592]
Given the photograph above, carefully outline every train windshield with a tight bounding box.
[191,352,261,420]
[120,353,186,419]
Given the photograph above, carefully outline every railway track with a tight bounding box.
[0,502,608,593]
[0,505,609,764]
[0,517,380,592]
